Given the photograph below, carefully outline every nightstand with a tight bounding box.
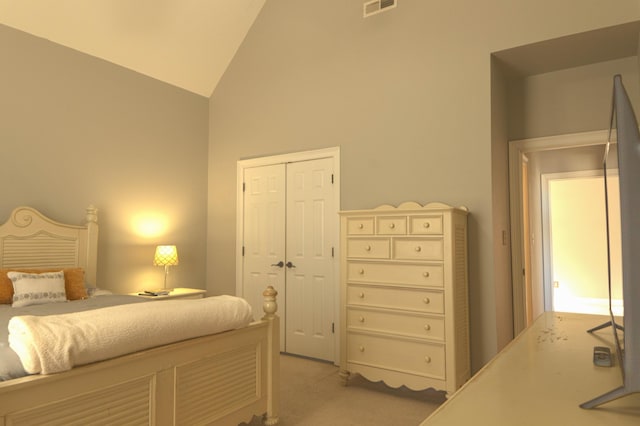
[131,287,206,300]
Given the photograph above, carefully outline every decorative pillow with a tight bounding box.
[8,270,67,308]
[0,268,88,304]
[60,268,88,300]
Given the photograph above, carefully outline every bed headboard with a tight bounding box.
[0,206,99,287]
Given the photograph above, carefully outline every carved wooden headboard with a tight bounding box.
[0,206,99,287]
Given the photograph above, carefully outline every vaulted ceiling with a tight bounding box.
[0,0,266,97]
[2,2,639,98]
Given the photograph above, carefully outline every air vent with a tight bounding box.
[363,0,397,18]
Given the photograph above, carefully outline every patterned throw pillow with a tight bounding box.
[0,268,88,304]
[8,270,67,308]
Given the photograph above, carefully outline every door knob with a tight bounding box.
[286,261,296,268]
[271,261,284,268]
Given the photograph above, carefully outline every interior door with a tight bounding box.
[284,158,335,360]
[241,157,337,360]
[242,164,286,350]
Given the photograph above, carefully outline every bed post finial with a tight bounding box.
[85,205,98,224]
[262,286,278,319]
[262,285,280,425]
[84,205,99,288]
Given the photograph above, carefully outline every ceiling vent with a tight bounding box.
[363,0,397,18]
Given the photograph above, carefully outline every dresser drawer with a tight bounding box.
[393,238,443,261]
[409,215,443,235]
[347,285,444,314]
[347,238,390,259]
[347,217,375,235]
[347,262,443,287]
[377,216,407,235]
[347,307,445,341]
[347,332,445,380]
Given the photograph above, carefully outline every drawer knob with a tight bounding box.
[358,292,365,298]
[389,223,395,229]
[359,346,365,352]
[415,246,422,252]
[424,324,431,331]
[425,356,432,363]
[358,268,365,275]
[423,222,431,228]
[358,223,364,229]
[423,271,430,278]
[365,245,371,251]
[423,297,431,304]
[359,316,365,323]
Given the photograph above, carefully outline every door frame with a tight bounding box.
[508,130,609,335]
[236,146,341,361]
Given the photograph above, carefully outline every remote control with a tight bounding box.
[593,346,612,367]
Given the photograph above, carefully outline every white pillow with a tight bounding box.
[8,271,67,308]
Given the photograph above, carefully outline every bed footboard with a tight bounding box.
[0,286,280,425]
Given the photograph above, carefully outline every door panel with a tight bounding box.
[242,164,286,350]
[285,158,335,360]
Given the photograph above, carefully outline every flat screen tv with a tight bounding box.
[581,74,640,408]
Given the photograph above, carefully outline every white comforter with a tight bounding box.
[8,295,253,375]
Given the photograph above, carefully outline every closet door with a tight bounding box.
[241,156,337,360]
[285,158,336,361]
[242,164,286,350]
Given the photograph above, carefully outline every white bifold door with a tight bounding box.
[241,157,336,361]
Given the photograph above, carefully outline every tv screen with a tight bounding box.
[581,74,640,408]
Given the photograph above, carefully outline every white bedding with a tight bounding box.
[8,295,253,375]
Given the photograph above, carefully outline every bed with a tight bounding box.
[0,206,280,425]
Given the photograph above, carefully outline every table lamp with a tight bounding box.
[153,245,179,290]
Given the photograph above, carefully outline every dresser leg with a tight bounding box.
[339,369,350,386]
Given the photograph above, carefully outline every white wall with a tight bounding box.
[208,0,640,370]
[0,24,210,294]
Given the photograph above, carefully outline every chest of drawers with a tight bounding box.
[339,202,469,396]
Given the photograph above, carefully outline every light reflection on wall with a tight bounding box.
[131,212,170,239]
[124,210,180,292]
[134,270,159,292]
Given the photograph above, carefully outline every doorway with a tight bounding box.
[541,171,623,316]
[509,130,614,334]
[236,147,340,362]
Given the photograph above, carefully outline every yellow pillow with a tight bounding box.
[0,267,88,304]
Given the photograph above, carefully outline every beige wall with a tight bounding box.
[208,0,640,370]
[0,24,209,295]
[490,58,513,350]
[510,57,640,139]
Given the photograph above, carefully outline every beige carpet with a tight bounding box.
[242,354,445,426]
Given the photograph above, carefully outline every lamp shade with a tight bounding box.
[153,245,179,266]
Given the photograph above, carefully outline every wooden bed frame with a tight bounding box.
[0,206,280,425]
